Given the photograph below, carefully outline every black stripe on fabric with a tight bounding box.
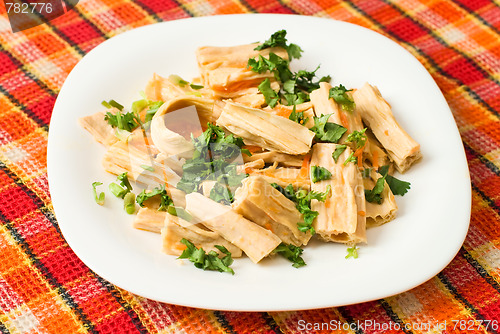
[437,272,497,334]
[460,248,500,294]
[0,321,10,334]
[380,0,500,86]
[213,311,237,334]
[262,313,282,334]
[21,7,88,57]
[90,275,149,334]
[337,307,364,334]
[0,160,146,333]
[0,162,49,215]
[59,3,111,42]
[43,21,87,58]
[0,211,98,333]
[128,0,163,23]
[344,1,500,120]
[451,0,500,36]
[378,299,412,334]
[0,214,98,334]
[171,0,195,17]
[275,0,299,14]
[464,142,500,178]
[0,83,48,130]
[238,0,257,13]
[472,183,500,215]
[0,45,58,98]
[0,162,98,333]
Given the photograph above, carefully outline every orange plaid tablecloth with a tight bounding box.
[0,0,499,333]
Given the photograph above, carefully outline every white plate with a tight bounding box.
[47,14,471,311]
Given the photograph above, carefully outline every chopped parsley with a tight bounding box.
[332,144,347,163]
[178,238,234,275]
[345,245,359,259]
[346,128,367,149]
[329,84,355,112]
[365,165,411,203]
[288,107,309,126]
[258,78,280,108]
[271,183,330,234]
[92,182,105,206]
[310,165,332,183]
[378,165,411,196]
[364,173,386,204]
[176,123,249,200]
[136,184,173,211]
[104,109,140,132]
[209,181,235,205]
[309,114,347,143]
[248,31,330,107]
[273,243,306,268]
[253,29,303,60]
[343,152,357,166]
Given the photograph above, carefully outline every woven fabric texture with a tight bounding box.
[0,0,499,333]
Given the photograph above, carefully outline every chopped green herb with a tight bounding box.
[294,67,330,93]
[123,192,136,214]
[345,245,359,259]
[364,173,386,204]
[117,172,132,192]
[248,45,329,108]
[258,78,280,108]
[140,164,155,172]
[144,101,164,123]
[92,182,105,206]
[332,144,347,163]
[131,99,149,114]
[176,123,248,196]
[209,182,234,205]
[101,99,124,111]
[378,165,411,196]
[169,74,189,87]
[310,114,347,143]
[189,83,204,90]
[178,238,234,274]
[310,165,332,183]
[109,182,128,199]
[167,206,192,222]
[101,100,112,109]
[104,110,140,132]
[346,128,367,149]
[253,30,303,60]
[289,107,309,126]
[271,183,330,234]
[329,85,355,112]
[343,152,357,166]
[273,243,306,268]
[136,185,173,211]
